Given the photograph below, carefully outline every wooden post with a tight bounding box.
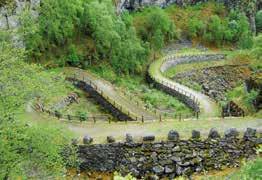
[159,115,162,122]
[196,111,199,120]
[179,113,182,122]
[93,117,96,124]
[109,118,111,124]
[142,116,144,123]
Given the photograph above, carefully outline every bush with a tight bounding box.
[67,45,81,66]
[188,18,205,38]
[0,120,76,179]
[76,111,88,122]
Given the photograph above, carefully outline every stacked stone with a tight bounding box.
[78,128,260,179]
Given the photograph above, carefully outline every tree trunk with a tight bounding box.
[248,13,256,35]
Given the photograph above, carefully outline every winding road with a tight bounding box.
[64,67,158,121]
[64,52,225,120]
[149,52,224,118]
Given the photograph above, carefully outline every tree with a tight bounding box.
[256,10,262,33]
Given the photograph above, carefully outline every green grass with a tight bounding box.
[60,91,110,117]
[87,64,193,117]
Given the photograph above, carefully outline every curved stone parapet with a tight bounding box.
[148,52,225,117]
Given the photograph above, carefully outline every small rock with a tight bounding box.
[130,168,139,177]
[171,156,181,162]
[176,165,183,175]
[208,128,221,139]
[168,130,179,141]
[126,134,133,143]
[165,166,174,173]
[107,136,115,143]
[151,152,158,162]
[143,135,155,141]
[244,128,257,139]
[147,175,159,180]
[152,165,165,175]
[225,128,239,139]
[172,146,181,152]
[192,130,201,139]
[83,135,93,144]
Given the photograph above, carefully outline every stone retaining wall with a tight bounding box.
[160,54,225,72]
[71,79,133,121]
[146,74,200,113]
[78,128,261,179]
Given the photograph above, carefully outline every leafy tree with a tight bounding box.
[188,17,205,38]
[81,0,148,74]
[135,7,175,49]
[39,0,83,46]
[204,15,225,46]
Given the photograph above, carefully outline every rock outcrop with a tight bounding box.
[0,0,39,30]
[173,65,251,101]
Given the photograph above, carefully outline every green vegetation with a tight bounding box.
[165,3,253,48]
[256,10,262,33]
[89,65,192,116]
[226,85,258,114]
[0,0,261,178]
[0,32,78,178]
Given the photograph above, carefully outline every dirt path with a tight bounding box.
[24,111,261,144]
[149,53,220,118]
[64,67,157,121]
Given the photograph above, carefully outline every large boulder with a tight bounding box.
[225,128,239,139]
[83,135,93,145]
[208,128,221,139]
[168,130,179,141]
[244,128,257,139]
[107,136,116,143]
[126,133,133,143]
[192,130,201,139]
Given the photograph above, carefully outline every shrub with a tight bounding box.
[67,45,81,66]
[187,17,205,38]
[76,111,88,122]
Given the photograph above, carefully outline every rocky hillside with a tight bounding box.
[173,65,251,101]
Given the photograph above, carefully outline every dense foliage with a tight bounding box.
[0,33,77,179]
[19,0,148,74]
[165,3,253,48]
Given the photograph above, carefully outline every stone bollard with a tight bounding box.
[168,130,179,141]
[192,130,201,139]
[208,128,220,139]
[83,135,93,145]
[244,128,257,140]
[143,135,155,142]
[107,136,116,143]
[126,133,133,143]
[224,128,239,139]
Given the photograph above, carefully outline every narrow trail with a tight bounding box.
[149,52,223,118]
[64,67,158,121]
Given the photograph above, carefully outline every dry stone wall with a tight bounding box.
[78,128,261,179]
